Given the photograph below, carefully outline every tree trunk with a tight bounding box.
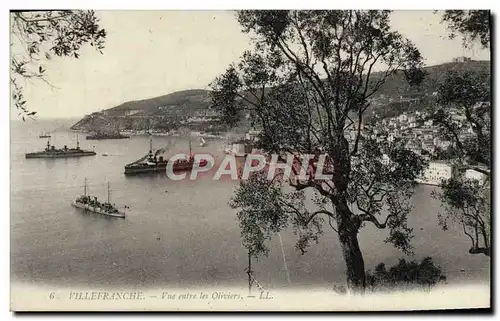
[338,229,366,293]
[331,137,365,292]
[336,202,365,293]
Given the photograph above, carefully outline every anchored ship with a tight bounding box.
[25,138,96,159]
[86,130,130,140]
[72,179,127,218]
[124,137,207,175]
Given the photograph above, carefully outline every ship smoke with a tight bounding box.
[154,147,167,157]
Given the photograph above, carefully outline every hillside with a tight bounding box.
[105,89,211,116]
[71,60,490,133]
[71,89,216,133]
[374,60,489,97]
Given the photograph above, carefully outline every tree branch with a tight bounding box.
[304,210,336,226]
[356,201,396,229]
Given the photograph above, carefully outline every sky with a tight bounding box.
[12,10,491,119]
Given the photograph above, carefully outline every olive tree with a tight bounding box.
[211,10,426,292]
[10,10,106,119]
[431,10,491,257]
[441,10,490,48]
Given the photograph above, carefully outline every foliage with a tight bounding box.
[210,67,244,127]
[434,70,490,167]
[434,12,491,166]
[212,10,426,291]
[441,10,491,48]
[432,145,458,161]
[431,14,491,257]
[10,10,106,119]
[231,171,324,256]
[366,257,445,292]
[433,177,490,256]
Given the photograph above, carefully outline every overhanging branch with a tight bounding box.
[304,210,336,226]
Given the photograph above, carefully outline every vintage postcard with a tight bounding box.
[9,9,491,311]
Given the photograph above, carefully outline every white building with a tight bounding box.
[125,109,142,116]
[433,137,452,149]
[424,119,434,127]
[381,153,391,166]
[465,169,489,185]
[416,161,455,186]
[451,114,466,122]
[231,143,248,157]
[245,129,262,142]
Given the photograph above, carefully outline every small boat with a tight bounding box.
[71,179,127,218]
[39,132,51,138]
[102,153,109,156]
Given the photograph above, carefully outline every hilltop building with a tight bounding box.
[452,56,472,63]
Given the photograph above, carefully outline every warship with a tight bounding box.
[25,138,96,159]
[72,179,127,218]
[124,137,207,175]
[86,130,130,140]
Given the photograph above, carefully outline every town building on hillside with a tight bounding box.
[451,113,467,122]
[465,168,489,185]
[423,119,434,127]
[421,139,435,153]
[125,109,142,116]
[416,161,456,186]
[433,137,452,149]
[245,129,262,142]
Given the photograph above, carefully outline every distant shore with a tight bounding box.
[69,128,228,140]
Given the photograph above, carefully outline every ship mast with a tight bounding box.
[107,182,111,204]
[84,178,87,197]
[147,119,153,157]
